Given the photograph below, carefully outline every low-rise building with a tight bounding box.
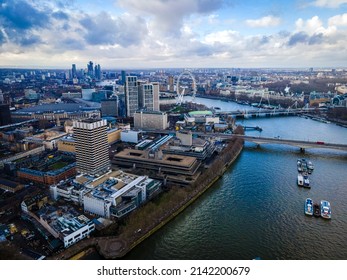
[36,206,95,248]
[113,149,201,185]
[161,131,215,160]
[16,152,76,186]
[24,130,67,150]
[0,178,24,193]
[309,91,334,106]
[121,130,141,143]
[184,111,219,126]
[83,170,160,218]
[134,110,169,130]
[50,170,161,219]
[62,92,82,98]
[21,193,49,213]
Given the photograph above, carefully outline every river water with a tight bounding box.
[124,97,347,260]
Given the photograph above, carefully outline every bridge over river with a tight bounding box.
[215,107,327,118]
[141,129,347,152]
[213,133,347,152]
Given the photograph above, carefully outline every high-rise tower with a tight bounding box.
[73,119,110,175]
[138,83,153,110]
[125,76,139,117]
[152,82,160,111]
[87,61,94,77]
[71,64,77,78]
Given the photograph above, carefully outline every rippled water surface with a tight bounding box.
[125,98,347,260]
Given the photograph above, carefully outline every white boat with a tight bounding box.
[297,159,303,172]
[320,200,331,219]
[303,173,310,188]
[305,198,313,216]
[307,161,314,172]
[297,174,304,186]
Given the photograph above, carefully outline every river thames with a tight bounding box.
[123,97,347,260]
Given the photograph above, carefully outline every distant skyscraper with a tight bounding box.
[72,64,77,78]
[152,82,160,111]
[121,70,126,85]
[168,76,174,92]
[125,76,139,117]
[95,64,101,80]
[73,119,110,175]
[87,61,94,77]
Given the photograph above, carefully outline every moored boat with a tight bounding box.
[313,203,320,217]
[320,200,331,219]
[305,198,313,216]
[303,173,310,188]
[297,159,302,172]
[307,161,314,173]
[297,174,304,186]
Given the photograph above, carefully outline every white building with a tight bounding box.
[121,130,141,143]
[83,173,147,218]
[134,111,169,130]
[39,208,95,248]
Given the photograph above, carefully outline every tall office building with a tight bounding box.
[152,82,160,111]
[71,64,77,78]
[121,70,126,85]
[138,83,153,110]
[168,76,174,92]
[73,119,110,175]
[95,64,101,80]
[125,76,139,117]
[87,61,94,77]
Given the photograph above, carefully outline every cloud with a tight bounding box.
[0,0,49,30]
[52,11,70,20]
[309,0,347,8]
[204,30,241,44]
[288,31,324,46]
[117,0,224,36]
[296,16,322,33]
[245,16,281,28]
[0,29,6,45]
[328,13,347,26]
[79,12,148,47]
[0,0,72,48]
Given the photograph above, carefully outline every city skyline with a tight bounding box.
[0,0,347,69]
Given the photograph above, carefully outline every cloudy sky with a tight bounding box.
[0,0,347,69]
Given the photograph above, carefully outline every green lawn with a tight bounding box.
[49,161,68,170]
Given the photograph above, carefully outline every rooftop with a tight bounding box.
[13,103,100,114]
[39,206,92,237]
[115,149,197,167]
[188,110,213,116]
[79,118,103,124]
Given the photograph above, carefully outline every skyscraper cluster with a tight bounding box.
[71,61,102,80]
